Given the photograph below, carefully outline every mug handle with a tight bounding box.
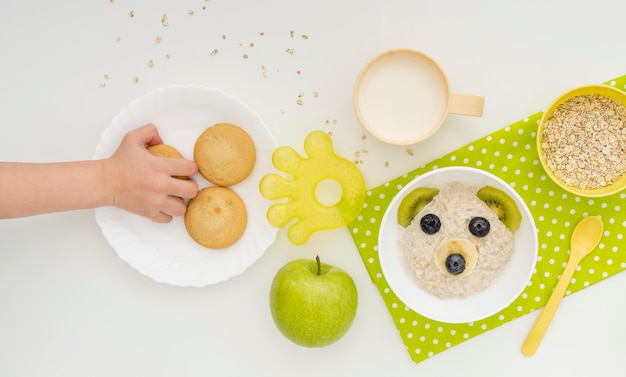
[449,93,485,117]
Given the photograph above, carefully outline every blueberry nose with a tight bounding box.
[445,254,466,275]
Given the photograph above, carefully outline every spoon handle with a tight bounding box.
[521,257,579,356]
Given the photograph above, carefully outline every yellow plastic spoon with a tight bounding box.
[521,215,604,356]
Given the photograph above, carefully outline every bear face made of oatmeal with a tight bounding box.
[399,182,521,299]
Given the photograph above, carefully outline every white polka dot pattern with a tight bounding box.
[349,78,626,364]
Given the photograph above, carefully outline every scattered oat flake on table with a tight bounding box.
[155,36,162,44]
[147,59,154,68]
[161,14,169,27]
[313,91,319,98]
[243,54,249,59]
[210,49,219,56]
[133,76,140,84]
[222,34,227,40]
[385,161,390,167]
[406,148,414,156]
[188,10,195,16]
[285,48,295,55]
[129,10,135,18]
[259,32,265,36]
[290,30,295,38]
[302,34,309,40]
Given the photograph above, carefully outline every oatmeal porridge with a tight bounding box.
[399,182,516,298]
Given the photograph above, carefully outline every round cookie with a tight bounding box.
[194,123,256,186]
[147,143,188,180]
[184,186,247,249]
[147,143,183,159]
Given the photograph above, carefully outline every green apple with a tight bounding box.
[269,256,358,347]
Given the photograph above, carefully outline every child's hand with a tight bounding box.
[104,124,198,223]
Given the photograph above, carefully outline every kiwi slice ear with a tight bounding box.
[397,187,439,228]
[476,186,522,231]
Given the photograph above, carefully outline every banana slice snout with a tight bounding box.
[434,239,478,278]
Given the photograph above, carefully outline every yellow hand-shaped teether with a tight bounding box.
[259,131,366,245]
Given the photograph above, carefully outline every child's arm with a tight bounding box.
[0,124,198,223]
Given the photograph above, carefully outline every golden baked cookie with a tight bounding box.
[147,143,188,180]
[194,123,256,186]
[147,143,183,159]
[184,186,247,249]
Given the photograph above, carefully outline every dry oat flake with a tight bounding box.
[541,94,626,189]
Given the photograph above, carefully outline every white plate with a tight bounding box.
[93,85,278,287]
[378,167,538,323]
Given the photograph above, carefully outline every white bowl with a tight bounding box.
[378,167,538,323]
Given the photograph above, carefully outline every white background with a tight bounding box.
[1,0,626,376]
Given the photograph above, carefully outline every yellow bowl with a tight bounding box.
[536,84,626,197]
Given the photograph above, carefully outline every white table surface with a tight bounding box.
[2,0,626,375]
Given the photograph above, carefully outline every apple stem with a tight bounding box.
[316,255,321,276]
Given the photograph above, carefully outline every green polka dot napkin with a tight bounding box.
[349,76,626,364]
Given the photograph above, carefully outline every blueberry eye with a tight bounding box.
[468,217,490,237]
[420,214,441,234]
